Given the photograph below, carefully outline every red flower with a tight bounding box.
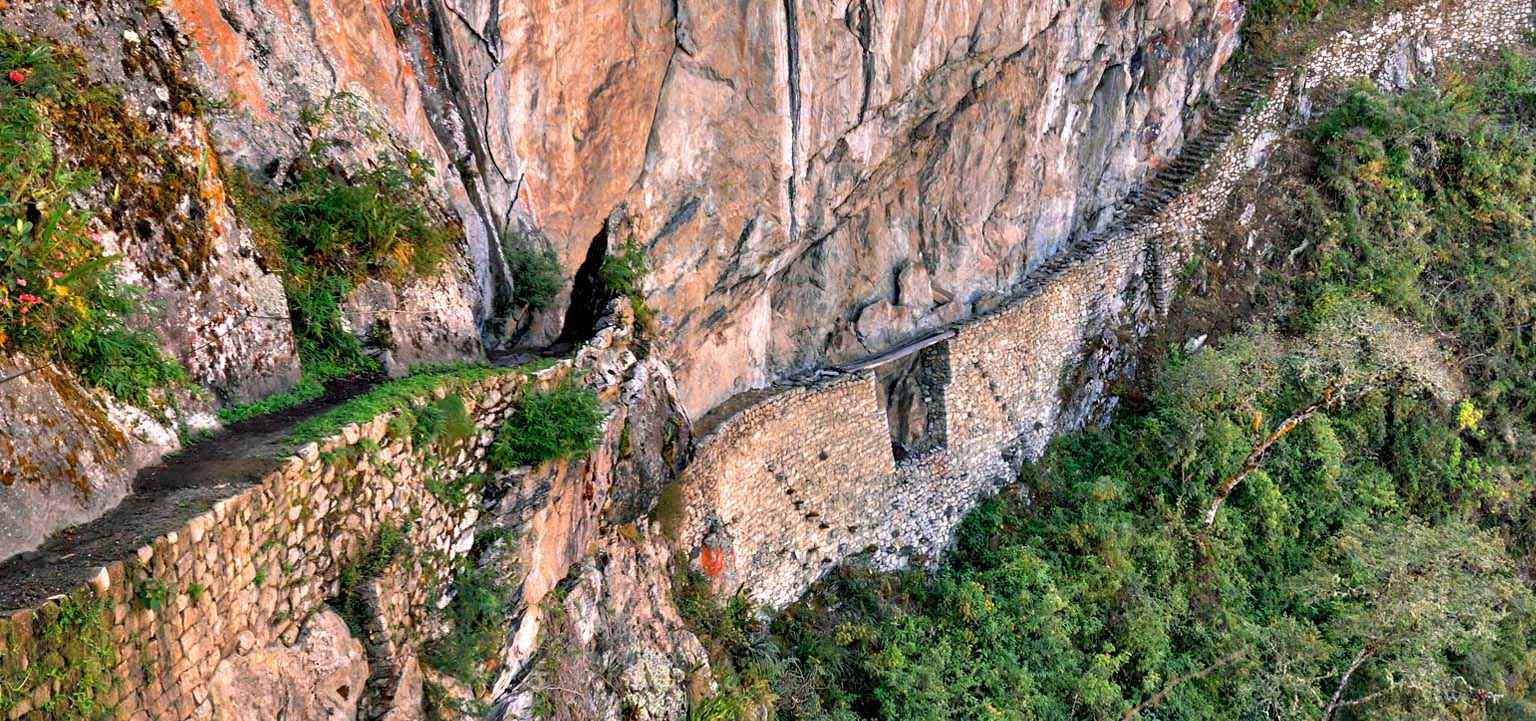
[6,70,24,85]
[51,271,62,279]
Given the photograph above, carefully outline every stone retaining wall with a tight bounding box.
[0,321,632,720]
[676,0,1536,609]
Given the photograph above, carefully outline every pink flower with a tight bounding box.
[55,252,65,260]
[6,70,24,85]
[14,278,24,287]
[51,272,62,279]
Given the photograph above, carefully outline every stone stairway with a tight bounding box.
[971,359,1020,430]
[1028,62,1286,293]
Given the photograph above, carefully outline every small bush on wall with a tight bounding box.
[503,237,564,312]
[488,379,603,468]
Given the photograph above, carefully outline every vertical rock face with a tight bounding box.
[145,0,1242,416]
[0,0,1237,580]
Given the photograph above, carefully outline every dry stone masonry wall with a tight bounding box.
[676,0,1536,610]
[0,321,635,720]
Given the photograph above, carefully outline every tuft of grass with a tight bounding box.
[0,589,117,720]
[285,363,506,448]
[487,379,604,468]
[217,374,327,425]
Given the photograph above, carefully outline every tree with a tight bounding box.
[1190,300,1457,527]
[1262,519,1530,720]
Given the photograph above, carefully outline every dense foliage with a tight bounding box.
[423,533,516,694]
[504,236,564,312]
[0,36,183,404]
[685,50,1536,721]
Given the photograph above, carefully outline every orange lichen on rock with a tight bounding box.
[163,0,271,119]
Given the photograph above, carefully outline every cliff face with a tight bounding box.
[162,0,1244,413]
[0,0,1241,559]
[4,1,1535,719]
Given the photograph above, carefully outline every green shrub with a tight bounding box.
[334,515,414,636]
[488,380,603,468]
[411,394,474,451]
[275,159,449,285]
[504,239,564,311]
[424,472,481,507]
[423,559,514,692]
[0,35,183,405]
[598,237,656,329]
[219,98,462,418]
[133,577,170,612]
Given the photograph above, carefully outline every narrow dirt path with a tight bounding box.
[0,377,374,612]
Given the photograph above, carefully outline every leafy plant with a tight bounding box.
[0,589,116,720]
[423,555,514,693]
[133,578,170,613]
[598,237,655,328]
[0,35,183,405]
[488,379,603,468]
[503,236,564,311]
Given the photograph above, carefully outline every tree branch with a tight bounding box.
[1121,649,1245,721]
[1321,645,1374,721]
[1203,383,1374,528]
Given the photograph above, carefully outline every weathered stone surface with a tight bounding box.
[340,267,482,378]
[499,536,707,721]
[1,2,1533,720]
[0,358,183,561]
[100,0,1247,415]
[205,609,368,721]
[377,656,424,721]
